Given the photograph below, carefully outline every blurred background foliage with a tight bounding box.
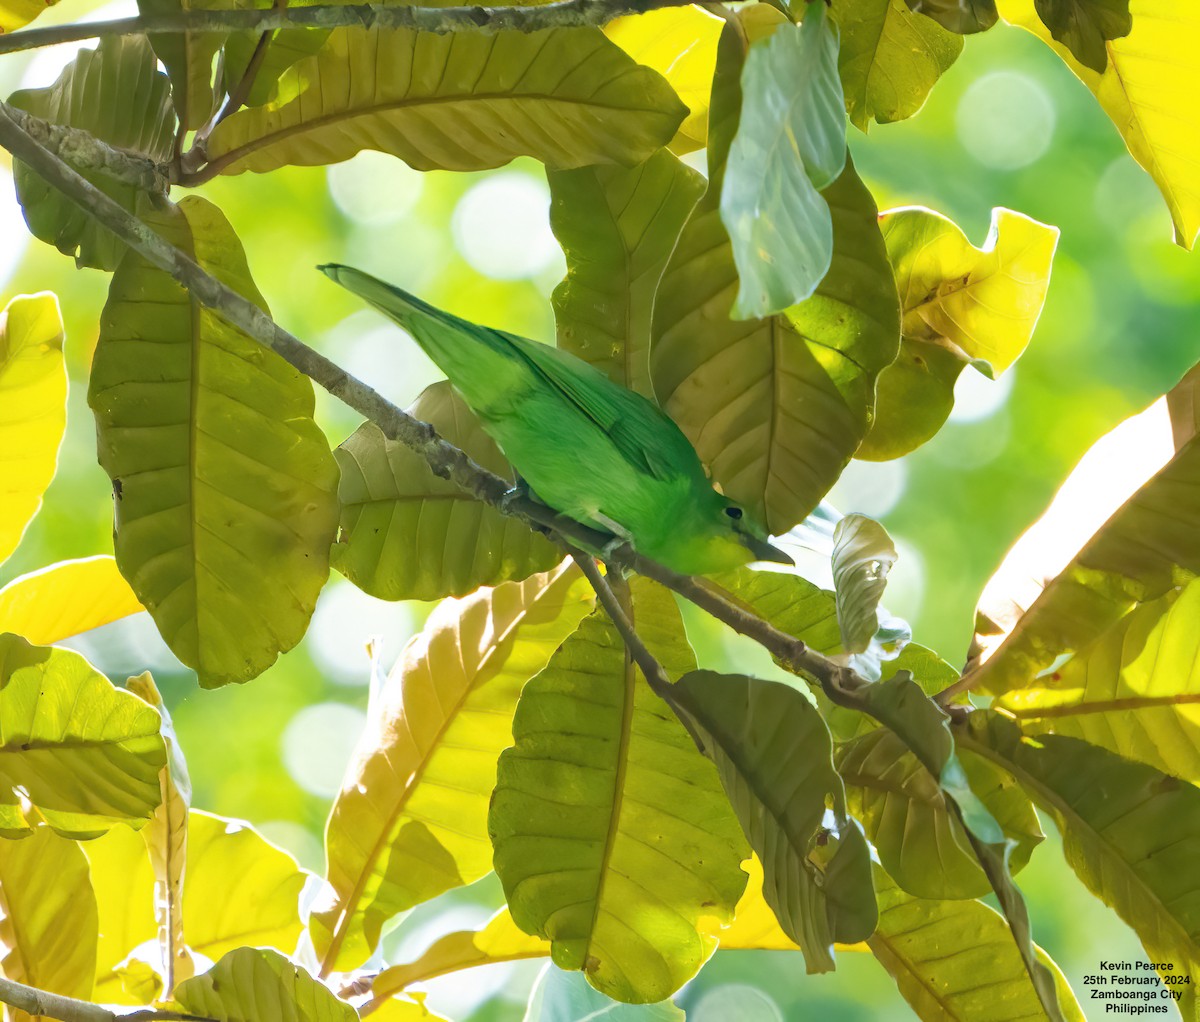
[0,2,1195,1016]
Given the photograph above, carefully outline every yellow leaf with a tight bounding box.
[0,0,60,34]
[605,6,723,154]
[0,292,66,566]
[310,562,594,974]
[999,0,1200,249]
[0,556,144,645]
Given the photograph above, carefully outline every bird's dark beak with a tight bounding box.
[743,534,794,566]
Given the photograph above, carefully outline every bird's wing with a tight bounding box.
[504,335,682,483]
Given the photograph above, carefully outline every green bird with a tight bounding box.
[320,264,792,576]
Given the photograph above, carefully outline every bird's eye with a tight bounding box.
[724,506,743,520]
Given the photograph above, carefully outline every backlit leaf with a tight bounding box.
[220,7,330,110]
[0,0,60,32]
[860,206,1058,460]
[206,26,686,175]
[0,292,65,564]
[89,195,340,687]
[1033,0,1132,71]
[9,36,174,271]
[605,5,723,154]
[904,0,998,33]
[175,948,355,1022]
[720,4,846,318]
[310,563,594,973]
[669,670,876,972]
[334,382,560,601]
[833,0,962,131]
[141,0,230,129]
[0,827,98,1020]
[550,150,704,398]
[0,635,164,839]
[999,0,1200,248]
[491,579,748,1003]
[0,557,143,645]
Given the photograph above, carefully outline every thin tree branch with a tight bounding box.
[0,976,210,1022]
[0,0,695,56]
[1,105,169,194]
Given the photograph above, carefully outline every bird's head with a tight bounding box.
[661,491,794,575]
[714,497,794,568]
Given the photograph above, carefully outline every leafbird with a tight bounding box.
[320,264,792,576]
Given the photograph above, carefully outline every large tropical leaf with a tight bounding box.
[140,0,229,129]
[0,557,143,645]
[869,867,1085,1021]
[860,206,1059,460]
[310,563,594,973]
[205,26,686,176]
[720,3,846,318]
[9,37,175,271]
[175,948,355,1022]
[0,635,164,838]
[1033,0,1132,70]
[89,195,339,687]
[999,0,1199,248]
[996,578,1200,783]
[549,150,704,398]
[961,712,1200,1017]
[0,293,65,564]
[0,827,98,1021]
[837,727,1043,899]
[490,579,748,1003]
[85,809,306,1002]
[523,966,684,1022]
[669,670,876,972]
[832,0,962,131]
[605,6,723,154]
[219,5,330,110]
[334,382,560,601]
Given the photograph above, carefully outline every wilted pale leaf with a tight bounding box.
[0,292,65,565]
[831,514,898,655]
[1000,0,1199,248]
[90,196,339,687]
[833,0,962,131]
[0,635,164,838]
[207,26,686,175]
[9,37,174,270]
[605,6,723,154]
[334,382,560,601]
[0,556,143,646]
[0,827,98,1021]
[311,563,593,973]
[550,151,704,398]
[491,580,748,1002]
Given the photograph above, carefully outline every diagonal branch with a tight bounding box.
[0,976,211,1022]
[0,0,695,56]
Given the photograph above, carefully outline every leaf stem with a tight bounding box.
[0,976,211,1022]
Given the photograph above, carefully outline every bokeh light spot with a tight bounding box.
[281,702,366,798]
[956,71,1055,170]
[309,578,424,686]
[692,984,784,1022]
[0,168,27,290]
[949,367,1015,423]
[828,458,908,518]
[327,151,425,226]
[451,172,561,280]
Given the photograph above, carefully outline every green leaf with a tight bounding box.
[0,557,144,646]
[904,0,998,33]
[334,382,560,601]
[998,0,1200,249]
[491,579,748,1003]
[85,809,306,1003]
[0,635,164,838]
[669,670,876,972]
[832,0,962,131]
[837,728,1043,899]
[654,143,899,533]
[996,577,1200,784]
[0,0,60,32]
[604,6,723,154]
[220,5,330,109]
[1168,362,1200,448]
[860,206,1059,461]
[0,827,98,1019]
[1033,0,1132,71]
[206,26,686,175]
[831,514,897,655]
[89,195,339,687]
[720,4,846,318]
[9,36,175,271]
[523,966,684,1022]
[869,867,1085,1021]
[175,948,355,1021]
[0,292,65,565]
[311,563,594,973]
[961,712,1200,1017]
[140,0,229,129]
[550,150,704,398]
